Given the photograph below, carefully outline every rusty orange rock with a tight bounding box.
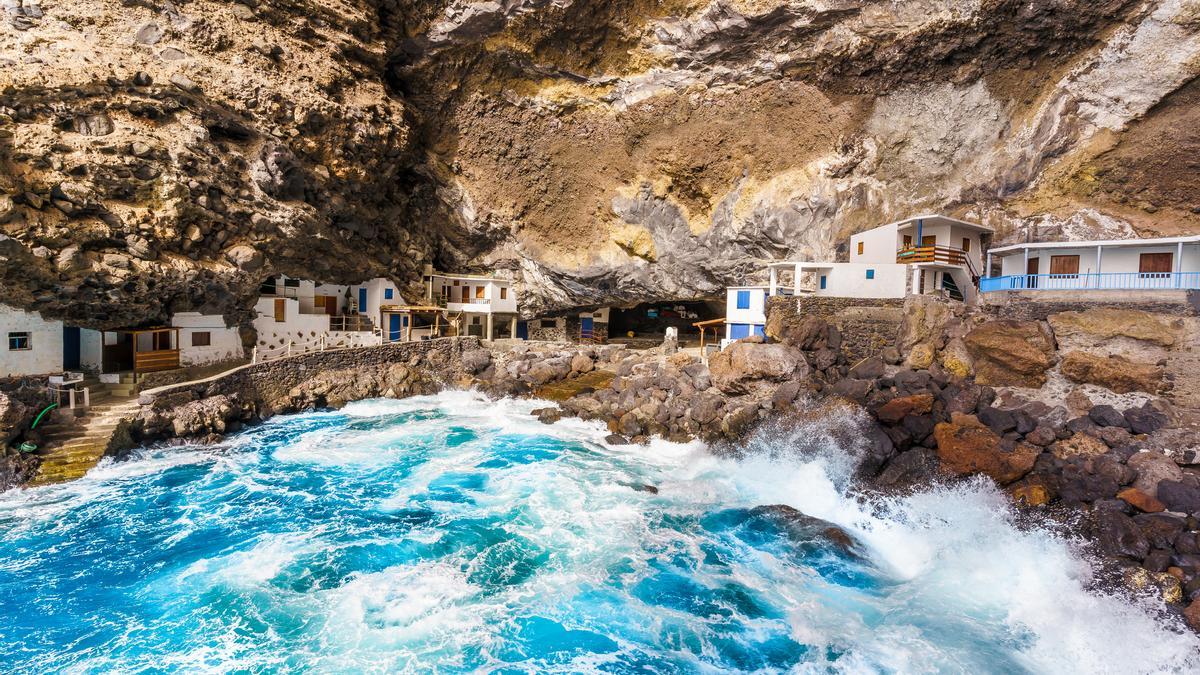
[875,394,934,425]
[1116,487,1166,513]
[933,413,1040,485]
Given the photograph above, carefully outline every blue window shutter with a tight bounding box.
[819,275,827,290]
[736,290,750,309]
[866,269,875,280]
[753,324,765,337]
[384,288,394,300]
[730,323,750,339]
[358,288,367,310]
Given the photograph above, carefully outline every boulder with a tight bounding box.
[766,314,827,350]
[875,394,933,425]
[1116,488,1166,513]
[963,320,1054,387]
[1048,308,1183,349]
[73,113,114,136]
[876,447,940,488]
[848,357,885,380]
[460,349,492,375]
[1060,351,1162,394]
[1124,403,1169,435]
[1049,433,1109,460]
[1025,426,1057,447]
[708,342,805,395]
[1184,599,1200,632]
[938,337,974,378]
[1127,452,1184,498]
[1088,404,1128,428]
[1157,481,1200,514]
[1094,510,1150,560]
[570,352,595,374]
[933,412,1039,484]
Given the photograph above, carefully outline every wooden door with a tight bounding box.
[921,235,936,248]
[274,298,286,322]
[1026,257,1039,289]
[325,296,338,315]
[1140,252,1173,276]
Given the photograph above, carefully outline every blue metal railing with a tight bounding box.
[980,272,1200,292]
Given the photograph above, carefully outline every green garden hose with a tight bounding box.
[30,403,58,430]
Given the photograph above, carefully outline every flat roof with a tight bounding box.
[988,234,1200,256]
[888,214,994,233]
[766,261,836,269]
[428,272,511,282]
[727,285,770,289]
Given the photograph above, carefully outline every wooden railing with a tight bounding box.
[134,349,180,373]
[897,245,967,266]
[330,315,373,332]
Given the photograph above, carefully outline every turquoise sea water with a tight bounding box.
[1,391,1198,673]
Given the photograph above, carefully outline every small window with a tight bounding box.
[735,290,750,309]
[500,287,508,300]
[962,238,971,253]
[384,288,394,300]
[475,286,485,299]
[472,316,482,325]
[857,241,864,255]
[8,332,31,351]
[191,331,211,347]
[819,275,827,290]
[866,269,875,280]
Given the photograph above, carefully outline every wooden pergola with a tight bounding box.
[102,327,181,374]
[380,305,450,342]
[692,317,726,352]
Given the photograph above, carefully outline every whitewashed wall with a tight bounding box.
[171,312,244,366]
[850,224,899,264]
[0,305,63,377]
[812,263,909,298]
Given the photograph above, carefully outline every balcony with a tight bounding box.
[980,272,1200,292]
[896,245,968,266]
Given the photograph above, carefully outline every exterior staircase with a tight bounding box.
[941,273,964,301]
[28,375,140,486]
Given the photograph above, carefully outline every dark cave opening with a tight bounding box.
[607,299,723,348]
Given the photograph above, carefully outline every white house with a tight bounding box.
[1,304,103,377]
[723,286,769,346]
[253,275,402,358]
[982,235,1200,292]
[423,270,520,340]
[766,215,991,303]
[170,313,245,367]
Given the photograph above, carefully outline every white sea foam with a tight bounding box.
[3,392,1199,673]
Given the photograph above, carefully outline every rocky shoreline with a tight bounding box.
[3,296,1199,632]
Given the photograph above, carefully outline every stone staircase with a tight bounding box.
[29,375,140,486]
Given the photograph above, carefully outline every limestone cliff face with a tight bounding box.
[3,0,1200,325]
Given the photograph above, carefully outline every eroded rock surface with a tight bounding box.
[6,1,1200,324]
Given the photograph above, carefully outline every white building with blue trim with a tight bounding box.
[981,235,1200,293]
[723,215,992,348]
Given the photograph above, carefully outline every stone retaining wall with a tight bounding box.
[135,338,485,441]
[767,296,905,362]
[981,290,1199,321]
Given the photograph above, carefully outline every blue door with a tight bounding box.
[388,314,401,341]
[729,323,751,340]
[63,326,81,369]
[580,317,594,339]
[517,321,529,340]
[358,288,367,313]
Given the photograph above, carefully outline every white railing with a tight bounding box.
[47,385,90,410]
[251,328,385,364]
